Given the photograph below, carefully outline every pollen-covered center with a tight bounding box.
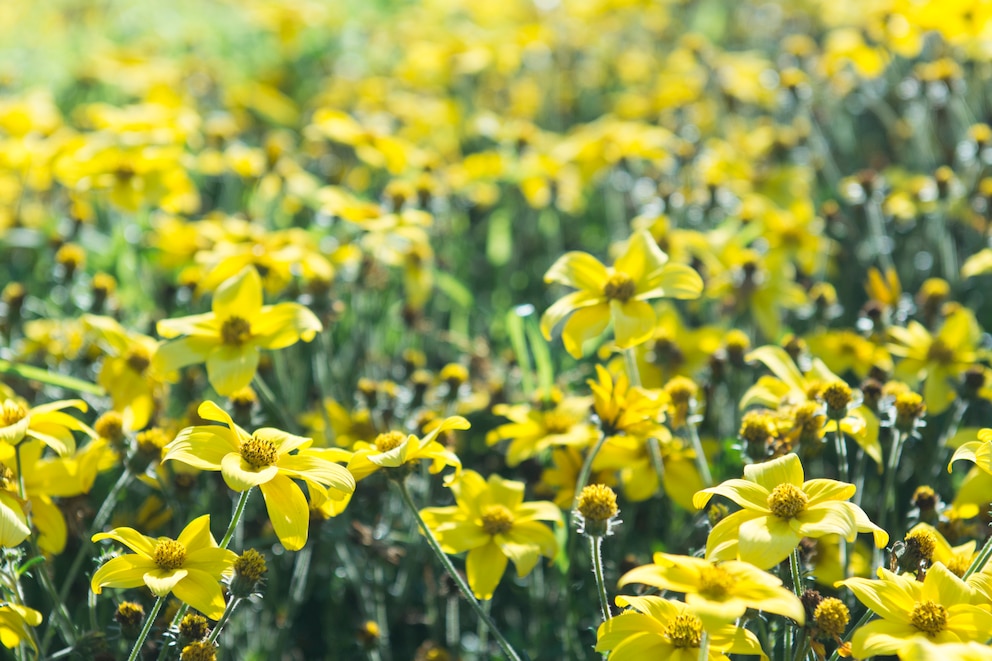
[153,538,187,571]
[698,564,734,600]
[768,483,809,519]
[577,484,619,522]
[0,400,27,427]
[603,272,636,302]
[374,431,407,453]
[480,504,515,536]
[125,346,152,374]
[665,613,703,648]
[240,433,279,469]
[542,410,575,435]
[221,316,252,346]
[909,600,947,636]
[926,339,954,364]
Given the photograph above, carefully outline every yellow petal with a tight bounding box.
[0,492,29,548]
[90,554,156,593]
[560,303,611,358]
[177,514,217,551]
[252,303,323,348]
[466,540,508,600]
[171,568,229,620]
[221,453,278,491]
[143,568,189,597]
[92,526,157,556]
[738,516,801,569]
[259,473,310,551]
[212,266,263,319]
[544,251,608,291]
[743,453,804,491]
[614,230,668,284]
[206,345,260,396]
[610,299,656,349]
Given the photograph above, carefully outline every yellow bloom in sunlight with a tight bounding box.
[838,564,992,657]
[899,640,992,660]
[347,416,468,482]
[419,469,562,600]
[91,515,237,619]
[588,364,665,437]
[948,427,992,477]
[486,396,596,467]
[540,230,703,358]
[163,401,355,551]
[618,553,805,627]
[0,604,42,653]
[596,595,768,661]
[0,397,96,455]
[153,266,322,395]
[694,453,887,569]
[905,523,976,579]
[887,307,980,415]
[593,429,703,510]
[539,446,617,509]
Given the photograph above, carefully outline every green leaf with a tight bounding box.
[505,308,535,395]
[434,271,473,309]
[0,360,105,396]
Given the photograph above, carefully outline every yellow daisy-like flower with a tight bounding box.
[838,564,992,657]
[693,453,887,570]
[948,427,992,476]
[153,266,322,395]
[162,401,356,551]
[0,604,42,653]
[0,397,96,455]
[347,416,468,482]
[419,469,562,600]
[540,230,703,358]
[618,553,805,627]
[91,515,237,620]
[486,396,596,467]
[596,595,768,661]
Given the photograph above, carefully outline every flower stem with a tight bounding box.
[573,431,608,510]
[395,481,523,661]
[206,597,242,644]
[129,596,165,661]
[622,348,640,387]
[876,430,907,570]
[220,488,252,550]
[790,548,804,597]
[589,535,612,622]
[832,424,849,484]
[697,630,710,661]
[685,421,712,487]
[963,527,992,580]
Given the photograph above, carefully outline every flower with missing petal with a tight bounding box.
[693,453,887,570]
[347,416,468,482]
[162,401,355,550]
[838,564,992,657]
[153,266,322,395]
[0,397,96,455]
[0,604,42,653]
[418,469,562,600]
[540,230,703,358]
[91,515,236,619]
[596,595,768,661]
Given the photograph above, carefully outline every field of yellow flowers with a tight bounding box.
[3,0,992,659]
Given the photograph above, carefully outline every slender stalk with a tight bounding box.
[219,488,252,550]
[622,349,641,387]
[589,535,612,622]
[129,596,165,661]
[206,597,242,644]
[573,430,608,510]
[697,630,710,661]
[831,424,850,578]
[877,431,907,555]
[790,548,804,597]
[962,529,992,580]
[684,422,712,487]
[396,481,523,661]
[476,599,492,660]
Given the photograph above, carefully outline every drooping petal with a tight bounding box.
[252,303,323,348]
[560,303,611,358]
[171,568,229,620]
[466,540,509,600]
[544,251,609,291]
[540,290,604,340]
[792,505,858,541]
[639,263,704,300]
[92,526,157,556]
[90,554,157,593]
[259,473,310,551]
[156,312,220,339]
[738,516,801,569]
[143,568,189,597]
[693,479,771,512]
[801,478,857,506]
[183,547,238,575]
[610,299,656,349]
[0,492,30,548]
[220,453,279,491]
[277,453,355,493]
[206,345,260,396]
[31,496,67,555]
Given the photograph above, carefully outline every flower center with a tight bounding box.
[374,431,407,453]
[813,597,850,638]
[909,600,947,636]
[481,504,515,536]
[125,346,152,374]
[221,316,252,346]
[768,483,808,519]
[698,564,734,600]
[0,463,14,489]
[664,613,703,649]
[946,554,971,578]
[543,410,575,435]
[153,539,187,571]
[926,339,954,364]
[577,484,619,522]
[240,433,279,469]
[0,400,26,427]
[603,272,636,302]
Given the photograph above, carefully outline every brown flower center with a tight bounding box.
[603,272,636,302]
[153,539,187,571]
[909,600,947,636]
[480,504,515,536]
[542,410,575,435]
[240,433,279,469]
[221,316,252,346]
[698,564,734,600]
[768,483,808,519]
[926,339,954,365]
[665,613,703,648]
[125,346,152,374]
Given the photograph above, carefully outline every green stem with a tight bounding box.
[590,535,612,622]
[622,349,641,387]
[832,424,850,579]
[648,436,666,494]
[684,422,712,487]
[396,481,523,661]
[877,430,907,568]
[129,596,165,661]
[206,597,242,644]
[963,529,992,580]
[697,630,710,661]
[219,488,252,550]
[573,431,608,510]
[253,374,295,432]
[790,548,804,597]
[477,598,491,660]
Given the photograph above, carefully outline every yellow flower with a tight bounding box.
[587,364,665,437]
[486,396,596,467]
[163,401,355,551]
[899,639,992,660]
[949,427,992,477]
[0,604,42,652]
[693,453,887,569]
[905,523,976,579]
[91,515,237,620]
[0,397,96,455]
[418,469,562,600]
[618,553,805,627]
[153,266,322,395]
[593,430,703,510]
[596,595,768,661]
[539,446,617,509]
[838,564,992,657]
[347,416,468,482]
[540,230,703,358]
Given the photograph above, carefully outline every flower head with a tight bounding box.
[419,469,562,600]
[91,515,236,619]
[347,416,468,482]
[163,401,355,550]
